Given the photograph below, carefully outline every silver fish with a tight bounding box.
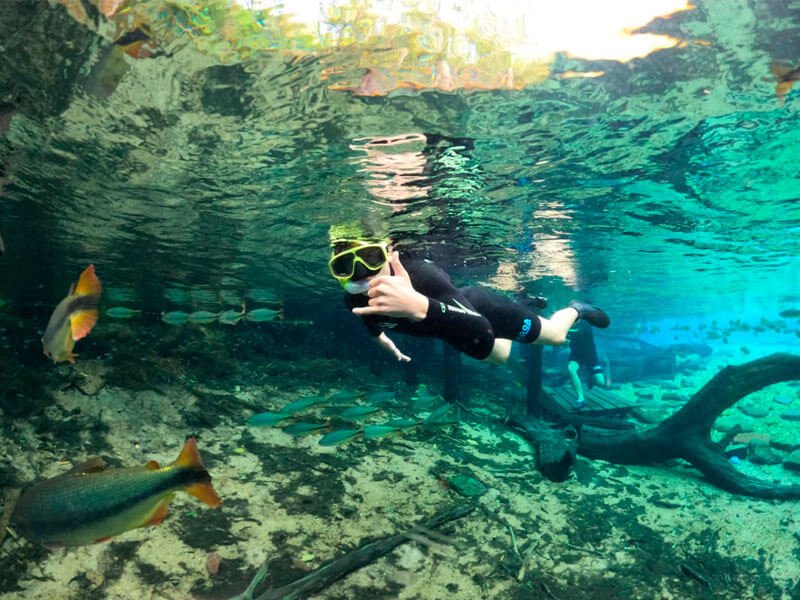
[245,308,281,322]
[188,310,221,324]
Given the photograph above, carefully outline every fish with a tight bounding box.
[245,307,281,322]
[338,405,383,420]
[9,438,221,548]
[161,310,189,325]
[218,304,246,326]
[771,62,800,100]
[322,404,383,421]
[247,288,280,303]
[114,23,159,60]
[42,265,102,364]
[84,19,161,99]
[779,309,800,318]
[410,395,440,410]
[424,404,452,421]
[363,424,401,440]
[327,390,362,403]
[422,404,458,430]
[282,422,329,436]
[321,405,348,417]
[188,310,221,324]
[104,307,142,319]
[366,390,395,404]
[384,418,421,431]
[247,412,294,427]
[410,384,442,409]
[318,429,362,447]
[281,396,327,414]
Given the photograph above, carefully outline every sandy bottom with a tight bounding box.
[1,345,799,600]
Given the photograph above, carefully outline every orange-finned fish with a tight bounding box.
[771,62,800,100]
[42,264,102,363]
[10,438,222,548]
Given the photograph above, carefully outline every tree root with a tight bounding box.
[578,353,800,499]
[512,354,800,499]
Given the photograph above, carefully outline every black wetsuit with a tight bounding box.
[345,258,543,360]
[568,320,601,373]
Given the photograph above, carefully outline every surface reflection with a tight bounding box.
[58,0,694,95]
[350,133,431,210]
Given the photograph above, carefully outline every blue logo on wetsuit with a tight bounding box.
[518,318,532,339]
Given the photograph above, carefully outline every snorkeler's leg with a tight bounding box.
[535,308,580,345]
[592,371,606,389]
[567,360,585,404]
[537,302,610,346]
[485,338,512,365]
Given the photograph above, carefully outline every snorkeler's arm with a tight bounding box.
[376,332,411,362]
[354,253,495,360]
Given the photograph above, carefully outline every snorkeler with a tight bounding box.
[328,234,610,365]
[566,319,607,407]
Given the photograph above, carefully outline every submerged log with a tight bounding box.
[509,354,800,499]
[507,419,577,482]
[231,503,475,600]
[578,353,800,499]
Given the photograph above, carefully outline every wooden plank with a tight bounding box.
[587,390,616,410]
[539,388,569,418]
[544,386,637,417]
[593,387,633,409]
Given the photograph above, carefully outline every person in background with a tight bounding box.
[328,227,611,365]
[567,319,607,408]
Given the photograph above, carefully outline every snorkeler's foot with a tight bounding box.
[530,295,548,309]
[521,295,548,310]
[569,301,610,329]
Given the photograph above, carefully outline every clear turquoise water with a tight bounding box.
[1,1,799,598]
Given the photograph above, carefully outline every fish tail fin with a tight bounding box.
[770,62,791,79]
[776,81,793,98]
[70,309,99,341]
[175,438,222,507]
[770,62,796,98]
[74,264,102,296]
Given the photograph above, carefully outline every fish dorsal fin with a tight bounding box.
[70,309,99,341]
[68,457,107,474]
[174,437,204,469]
[74,264,102,296]
[145,460,161,470]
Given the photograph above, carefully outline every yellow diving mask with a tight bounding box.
[328,241,389,287]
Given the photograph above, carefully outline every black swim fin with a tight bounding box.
[568,301,610,329]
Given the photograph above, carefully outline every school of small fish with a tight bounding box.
[246,385,458,448]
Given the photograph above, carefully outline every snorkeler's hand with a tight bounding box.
[387,250,412,285]
[352,252,429,320]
